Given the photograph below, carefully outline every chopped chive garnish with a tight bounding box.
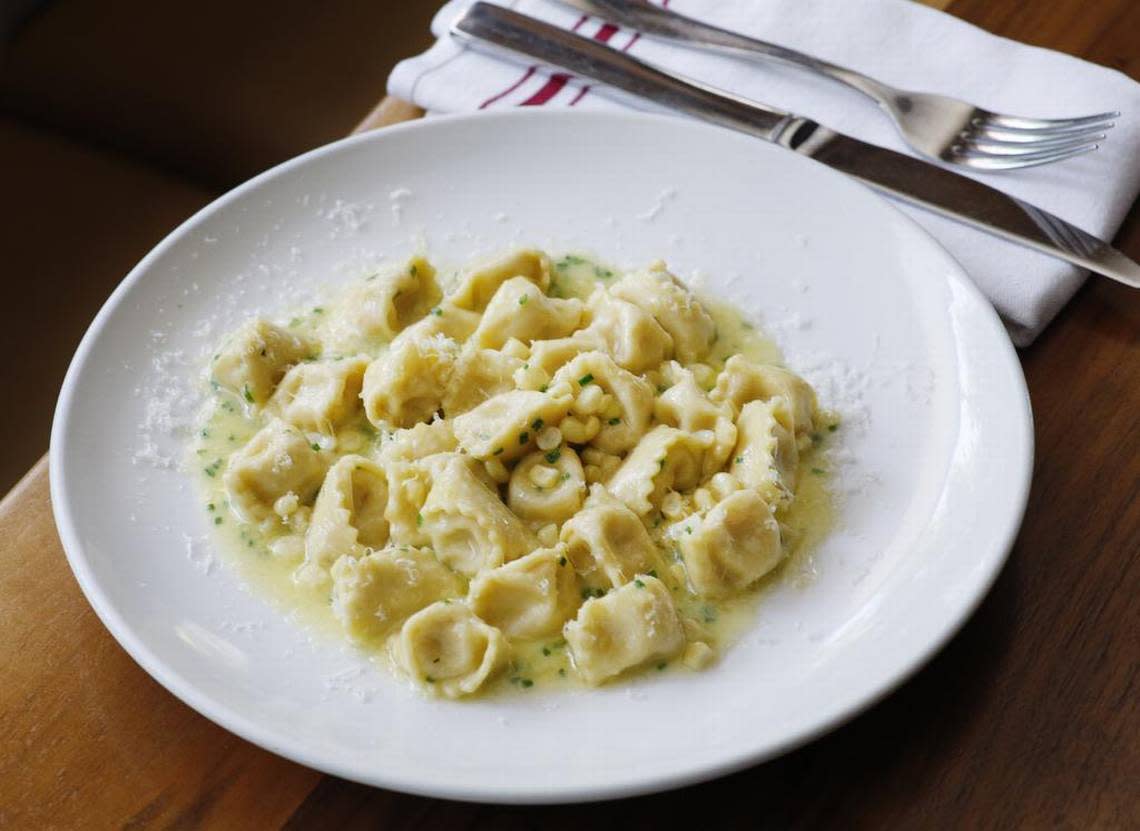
[828,423,838,432]
[647,569,657,578]
[521,679,534,688]
[410,264,418,276]
[538,384,548,392]
[544,449,561,464]
[493,447,504,456]
[214,516,223,525]
[431,306,442,316]
[313,306,324,314]
[634,578,645,588]
[656,662,667,671]
[242,385,254,403]
[558,556,567,566]
[578,373,594,386]
[310,442,321,452]
[416,512,424,526]
[734,456,744,464]
[531,418,544,430]
[518,294,529,306]
[207,503,215,511]
[518,431,529,445]
[424,675,435,683]
[542,647,551,656]
[607,417,621,426]
[811,467,825,475]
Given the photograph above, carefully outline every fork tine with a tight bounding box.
[959,133,1107,156]
[968,124,1111,146]
[978,111,1119,133]
[951,142,1100,171]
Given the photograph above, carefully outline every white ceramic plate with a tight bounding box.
[51,110,1032,804]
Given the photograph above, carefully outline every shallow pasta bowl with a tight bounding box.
[50,109,1032,803]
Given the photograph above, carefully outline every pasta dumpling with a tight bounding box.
[552,352,654,455]
[711,355,818,436]
[606,425,712,515]
[397,602,509,698]
[378,418,456,464]
[396,302,481,344]
[212,319,316,406]
[382,459,434,546]
[583,290,673,373]
[420,454,538,574]
[361,332,458,428]
[522,333,603,383]
[472,276,584,349]
[268,355,368,433]
[443,345,524,416]
[560,485,658,588]
[451,249,552,312]
[330,256,442,346]
[297,455,389,585]
[610,263,716,363]
[670,489,782,597]
[563,575,685,685]
[731,398,799,502]
[468,545,580,639]
[507,446,586,524]
[451,388,573,462]
[654,362,737,476]
[223,418,328,524]
[331,545,462,642]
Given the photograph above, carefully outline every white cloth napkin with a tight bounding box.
[389,0,1140,345]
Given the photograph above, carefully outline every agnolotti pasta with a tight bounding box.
[212,320,316,406]
[469,545,580,639]
[611,262,717,363]
[361,331,458,428]
[472,276,584,349]
[331,545,462,642]
[223,417,328,524]
[297,455,389,586]
[560,485,658,588]
[670,489,782,597]
[328,256,442,347]
[197,248,829,698]
[397,602,509,698]
[420,454,538,574]
[268,355,368,433]
[563,575,685,685]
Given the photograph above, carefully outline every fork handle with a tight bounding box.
[454,2,794,140]
[563,0,893,105]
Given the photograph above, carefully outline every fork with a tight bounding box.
[555,0,1119,170]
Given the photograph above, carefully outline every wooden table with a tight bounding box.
[2,2,1137,827]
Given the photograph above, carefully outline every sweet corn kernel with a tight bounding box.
[484,458,510,483]
[528,464,561,489]
[536,426,563,451]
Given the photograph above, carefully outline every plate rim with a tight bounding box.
[49,108,1034,804]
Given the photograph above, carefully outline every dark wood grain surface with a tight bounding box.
[1,0,1137,827]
